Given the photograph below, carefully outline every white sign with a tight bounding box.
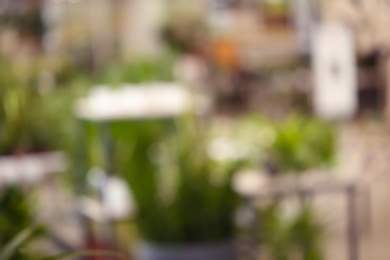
[312,23,357,120]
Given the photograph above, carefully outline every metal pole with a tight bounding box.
[347,184,359,260]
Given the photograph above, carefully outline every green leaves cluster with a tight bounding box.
[145,117,237,244]
[0,187,33,247]
[0,186,44,260]
[268,115,336,173]
[0,60,66,155]
[85,116,238,245]
[259,204,324,260]
[97,54,176,85]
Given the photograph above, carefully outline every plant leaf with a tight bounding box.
[0,225,41,260]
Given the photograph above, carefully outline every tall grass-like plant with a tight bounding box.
[0,59,66,155]
[87,116,239,245]
[140,116,239,244]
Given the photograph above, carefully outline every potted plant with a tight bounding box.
[256,115,334,260]
[261,0,292,28]
[107,116,240,260]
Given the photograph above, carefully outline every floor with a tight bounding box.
[323,121,390,260]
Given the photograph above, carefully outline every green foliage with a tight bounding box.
[0,59,69,155]
[268,115,336,173]
[0,186,33,247]
[146,116,237,244]
[0,225,43,260]
[259,204,324,260]
[86,116,239,245]
[0,187,43,260]
[97,54,176,85]
[0,225,124,260]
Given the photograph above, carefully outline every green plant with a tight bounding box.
[97,53,176,85]
[0,186,34,247]
[268,115,336,173]
[0,186,44,260]
[259,204,324,260]
[0,225,125,260]
[86,116,240,245]
[0,59,66,155]
[145,116,238,244]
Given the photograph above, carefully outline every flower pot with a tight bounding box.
[136,241,236,260]
[261,1,291,28]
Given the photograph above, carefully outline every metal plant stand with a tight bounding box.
[234,171,371,260]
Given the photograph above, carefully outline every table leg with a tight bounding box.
[98,122,118,250]
[360,185,372,234]
[347,185,359,260]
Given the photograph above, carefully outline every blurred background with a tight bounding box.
[0,0,390,259]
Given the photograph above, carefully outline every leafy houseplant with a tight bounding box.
[268,115,336,174]
[255,114,333,260]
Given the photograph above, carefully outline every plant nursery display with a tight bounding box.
[0,1,384,260]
